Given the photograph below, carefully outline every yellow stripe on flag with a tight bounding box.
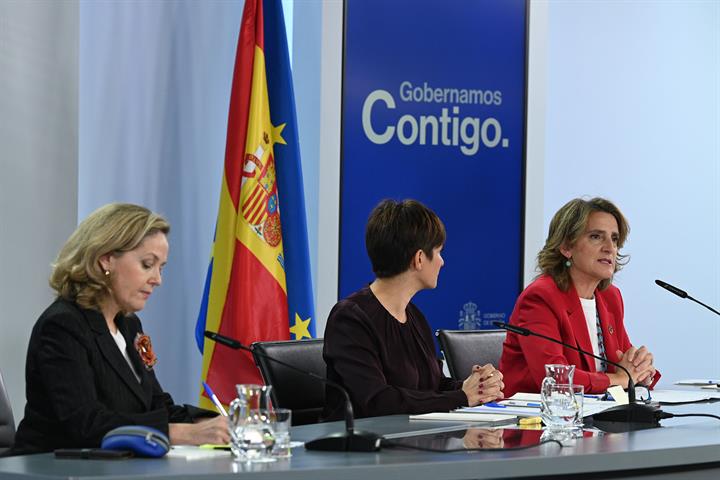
[234,46,287,292]
[199,177,240,382]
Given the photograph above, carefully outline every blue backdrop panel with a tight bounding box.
[339,0,527,333]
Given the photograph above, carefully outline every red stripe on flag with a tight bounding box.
[248,200,267,226]
[223,0,264,209]
[242,184,262,212]
[242,188,263,223]
[205,240,289,404]
[245,188,265,223]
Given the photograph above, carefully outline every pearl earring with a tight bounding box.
[104,270,110,276]
[564,258,572,268]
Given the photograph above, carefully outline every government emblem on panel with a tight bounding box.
[458,301,482,330]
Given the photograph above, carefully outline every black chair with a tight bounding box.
[251,339,325,426]
[436,329,506,380]
[0,369,15,456]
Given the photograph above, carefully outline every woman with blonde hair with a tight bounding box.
[499,197,659,396]
[11,203,229,454]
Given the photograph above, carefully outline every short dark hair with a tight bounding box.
[365,199,446,278]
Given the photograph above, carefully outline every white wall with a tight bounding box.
[315,0,344,337]
[78,1,243,406]
[0,1,79,417]
[538,0,720,382]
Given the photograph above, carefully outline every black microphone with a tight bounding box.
[203,331,381,452]
[655,279,720,316]
[492,321,661,428]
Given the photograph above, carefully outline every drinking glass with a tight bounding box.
[270,408,292,457]
[570,384,584,431]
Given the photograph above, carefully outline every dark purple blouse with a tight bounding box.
[322,287,467,420]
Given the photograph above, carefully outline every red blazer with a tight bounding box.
[499,275,660,396]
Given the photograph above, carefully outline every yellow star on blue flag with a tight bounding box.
[289,313,312,339]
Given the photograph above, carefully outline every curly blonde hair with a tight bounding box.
[537,197,629,291]
[49,203,170,309]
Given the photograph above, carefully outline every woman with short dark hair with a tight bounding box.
[322,199,504,420]
[499,197,660,396]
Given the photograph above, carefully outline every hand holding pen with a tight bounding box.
[202,381,228,416]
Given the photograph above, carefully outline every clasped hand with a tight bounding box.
[462,364,504,406]
[610,345,655,387]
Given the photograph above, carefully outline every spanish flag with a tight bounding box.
[195,0,315,407]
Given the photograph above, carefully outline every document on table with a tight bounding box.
[456,392,621,417]
[650,389,720,404]
[674,379,720,386]
[409,411,517,423]
[167,445,231,460]
[458,404,540,417]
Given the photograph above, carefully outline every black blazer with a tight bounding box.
[11,298,212,454]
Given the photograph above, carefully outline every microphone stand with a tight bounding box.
[204,331,381,452]
[493,322,662,431]
[655,279,720,316]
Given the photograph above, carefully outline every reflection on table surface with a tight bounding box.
[384,426,604,451]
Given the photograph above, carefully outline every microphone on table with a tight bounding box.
[492,321,662,429]
[655,279,720,316]
[203,330,382,452]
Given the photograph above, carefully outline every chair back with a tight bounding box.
[436,329,506,380]
[0,369,15,455]
[251,339,325,426]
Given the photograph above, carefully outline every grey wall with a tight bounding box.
[0,0,79,418]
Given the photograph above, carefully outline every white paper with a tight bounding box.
[167,446,231,460]
[499,391,622,417]
[507,392,542,402]
[650,389,720,404]
[607,385,629,405]
[409,412,517,423]
[583,401,622,416]
[459,405,541,417]
[674,379,720,386]
[508,392,612,405]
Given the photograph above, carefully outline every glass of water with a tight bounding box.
[571,385,584,431]
[540,383,582,431]
[270,408,292,457]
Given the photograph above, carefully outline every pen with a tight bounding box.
[202,381,228,416]
[483,402,506,408]
[500,400,541,408]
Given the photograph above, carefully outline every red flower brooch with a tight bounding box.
[134,333,158,370]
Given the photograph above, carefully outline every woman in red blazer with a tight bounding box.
[499,198,659,396]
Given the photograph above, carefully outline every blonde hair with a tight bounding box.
[50,203,170,309]
[537,197,629,291]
